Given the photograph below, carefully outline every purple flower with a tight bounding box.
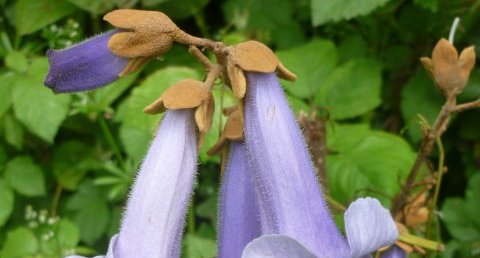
[241,72,398,258]
[67,109,198,257]
[381,246,407,258]
[45,30,129,93]
[218,142,261,258]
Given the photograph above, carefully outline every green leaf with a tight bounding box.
[3,113,24,150]
[442,173,480,243]
[53,141,96,190]
[57,219,80,249]
[315,59,382,119]
[311,0,391,26]
[13,58,71,143]
[326,124,416,206]
[223,0,305,48]
[66,181,109,244]
[91,72,139,112]
[276,39,337,99]
[119,67,200,163]
[413,0,438,12]
[184,234,217,258]
[155,0,209,19]
[16,0,77,35]
[5,156,46,197]
[1,227,39,258]
[67,0,113,15]
[401,72,443,143]
[0,72,16,119]
[5,51,28,73]
[0,179,14,227]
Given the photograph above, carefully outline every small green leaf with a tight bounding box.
[91,72,139,112]
[5,51,28,73]
[2,227,39,258]
[0,179,14,227]
[185,234,217,258]
[0,72,16,119]
[311,0,391,26]
[5,156,46,197]
[326,124,416,206]
[66,181,109,244]
[16,0,77,35]
[119,67,200,163]
[315,59,382,119]
[401,72,443,143]
[53,141,96,190]
[3,113,24,150]
[12,58,71,143]
[276,39,337,99]
[155,0,209,19]
[413,0,438,12]
[57,219,80,249]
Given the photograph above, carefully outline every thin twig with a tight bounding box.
[189,45,214,70]
[453,99,480,112]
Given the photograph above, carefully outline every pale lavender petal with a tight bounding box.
[45,30,128,93]
[113,110,197,257]
[380,246,406,258]
[218,142,261,258]
[244,72,349,257]
[344,198,398,258]
[66,234,117,258]
[241,235,317,258]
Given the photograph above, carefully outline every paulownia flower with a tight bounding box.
[45,9,180,93]
[241,72,398,258]
[218,142,261,258]
[67,109,198,257]
[381,246,407,258]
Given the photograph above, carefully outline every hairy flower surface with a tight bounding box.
[67,109,197,258]
[381,246,407,258]
[45,30,128,93]
[218,142,261,258]
[242,72,398,258]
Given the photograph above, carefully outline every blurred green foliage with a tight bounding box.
[0,0,479,257]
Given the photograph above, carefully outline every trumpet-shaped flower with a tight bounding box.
[241,72,398,258]
[218,142,261,258]
[381,246,407,258]
[45,30,129,93]
[67,109,198,258]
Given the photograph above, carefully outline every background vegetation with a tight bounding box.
[0,0,479,257]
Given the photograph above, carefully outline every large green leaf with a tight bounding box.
[118,67,200,163]
[185,234,217,258]
[91,72,139,112]
[276,39,337,99]
[57,219,80,249]
[326,124,416,206]
[311,0,391,26]
[401,72,444,143]
[315,59,382,119]
[16,0,77,35]
[3,113,24,150]
[67,0,114,15]
[12,58,71,143]
[5,156,46,197]
[53,141,96,190]
[1,227,39,258]
[0,179,14,227]
[66,181,109,245]
[442,173,480,243]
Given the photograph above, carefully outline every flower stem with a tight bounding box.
[425,136,445,239]
[98,115,126,169]
[188,201,196,234]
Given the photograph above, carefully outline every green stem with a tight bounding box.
[98,116,126,168]
[425,136,445,239]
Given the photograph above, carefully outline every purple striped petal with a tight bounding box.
[243,72,349,258]
[381,246,406,258]
[45,30,128,93]
[241,235,316,258]
[345,198,398,257]
[218,142,261,258]
[113,110,197,257]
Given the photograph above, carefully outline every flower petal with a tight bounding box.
[344,197,398,258]
[218,142,261,258]
[113,110,198,257]
[380,246,407,258]
[241,235,317,258]
[244,72,349,257]
[45,30,128,93]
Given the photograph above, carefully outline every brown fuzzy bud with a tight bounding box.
[104,9,179,58]
[421,38,476,97]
